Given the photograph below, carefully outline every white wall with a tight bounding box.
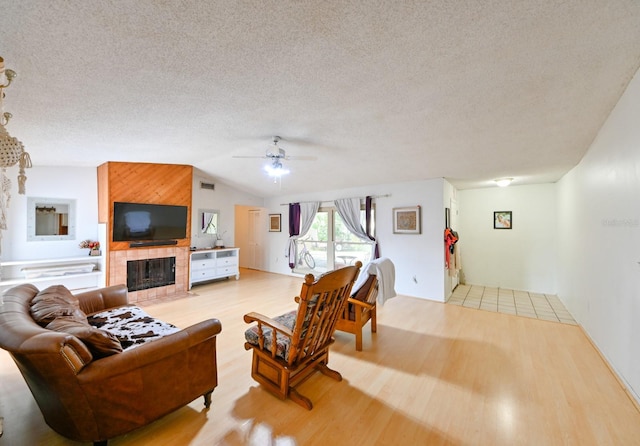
[557,67,640,402]
[191,169,263,250]
[457,183,558,294]
[262,178,447,301]
[0,166,264,261]
[1,166,99,260]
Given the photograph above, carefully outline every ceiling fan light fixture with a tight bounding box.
[264,159,290,178]
[494,178,513,187]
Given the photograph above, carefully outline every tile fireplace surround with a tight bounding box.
[108,246,189,304]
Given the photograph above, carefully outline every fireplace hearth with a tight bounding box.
[127,257,176,292]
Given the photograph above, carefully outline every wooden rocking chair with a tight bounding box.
[243,262,362,410]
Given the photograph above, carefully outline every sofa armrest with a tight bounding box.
[76,285,129,314]
[19,331,94,374]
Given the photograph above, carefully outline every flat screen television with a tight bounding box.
[113,202,188,242]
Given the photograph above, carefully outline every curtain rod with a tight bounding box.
[279,194,391,206]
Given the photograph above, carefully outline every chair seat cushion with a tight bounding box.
[244,310,297,361]
[88,305,180,350]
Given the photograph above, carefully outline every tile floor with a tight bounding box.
[448,284,577,325]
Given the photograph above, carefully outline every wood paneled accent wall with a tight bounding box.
[97,161,193,251]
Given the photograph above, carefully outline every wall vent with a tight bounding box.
[200,182,215,190]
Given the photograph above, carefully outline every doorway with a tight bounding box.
[235,205,266,270]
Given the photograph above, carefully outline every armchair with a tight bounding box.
[244,262,361,409]
[335,273,378,351]
[335,257,396,351]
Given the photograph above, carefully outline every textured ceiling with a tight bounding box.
[1,1,639,197]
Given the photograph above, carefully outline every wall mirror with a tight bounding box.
[199,209,219,236]
[27,197,77,241]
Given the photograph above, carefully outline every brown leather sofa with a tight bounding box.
[0,283,222,445]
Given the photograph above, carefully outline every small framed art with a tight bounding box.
[494,211,512,229]
[269,214,281,232]
[393,206,421,234]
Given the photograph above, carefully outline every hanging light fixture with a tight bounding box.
[264,158,290,179]
[0,56,32,195]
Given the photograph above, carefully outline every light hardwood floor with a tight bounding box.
[1,268,640,445]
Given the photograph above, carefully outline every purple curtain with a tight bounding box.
[288,203,301,268]
[366,196,380,258]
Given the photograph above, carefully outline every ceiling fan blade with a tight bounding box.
[286,155,317,161]
[233,136,318,163]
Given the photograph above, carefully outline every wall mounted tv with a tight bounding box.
[113,202,188,242]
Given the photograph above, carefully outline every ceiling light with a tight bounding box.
[264,159,290,178]
[494,178,513,187]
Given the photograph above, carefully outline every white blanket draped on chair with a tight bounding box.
[351,257,396,305]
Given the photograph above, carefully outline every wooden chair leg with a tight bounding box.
[371,307,377,333]
[203,390,213,408]
[355,327,363,351]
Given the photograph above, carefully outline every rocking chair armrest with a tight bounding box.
[347,297,375,310]
[243,312,294,337]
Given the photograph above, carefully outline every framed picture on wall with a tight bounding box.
[494,211,512,229]
[393,206,421,234]
[269,214,281,232]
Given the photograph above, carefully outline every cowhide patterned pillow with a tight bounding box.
[87,305,180,350]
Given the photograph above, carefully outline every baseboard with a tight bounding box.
[579,325,640,413]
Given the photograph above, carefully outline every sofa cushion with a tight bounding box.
[46,316,123,358]
[34,284,80,307]
[88,305,180,350]
[30,285,86,326]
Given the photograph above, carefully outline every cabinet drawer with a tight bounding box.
[217,257,238,267]
[192,269,217,281]
[192,259,216,270]
[216,266,237,277]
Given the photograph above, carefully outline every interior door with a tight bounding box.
[247,209,265,270]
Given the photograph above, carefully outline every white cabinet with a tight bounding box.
[189,248,239,289]
[0,255,105,294]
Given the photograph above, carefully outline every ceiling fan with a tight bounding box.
[233,136,316,179]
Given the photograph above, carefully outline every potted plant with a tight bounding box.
[79,240,101,256]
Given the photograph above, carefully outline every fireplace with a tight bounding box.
[109,247,189,303]
[127,257,176,292]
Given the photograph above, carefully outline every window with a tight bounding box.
[293,206,375,274]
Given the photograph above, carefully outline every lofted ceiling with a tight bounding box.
[1,1,639,197]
